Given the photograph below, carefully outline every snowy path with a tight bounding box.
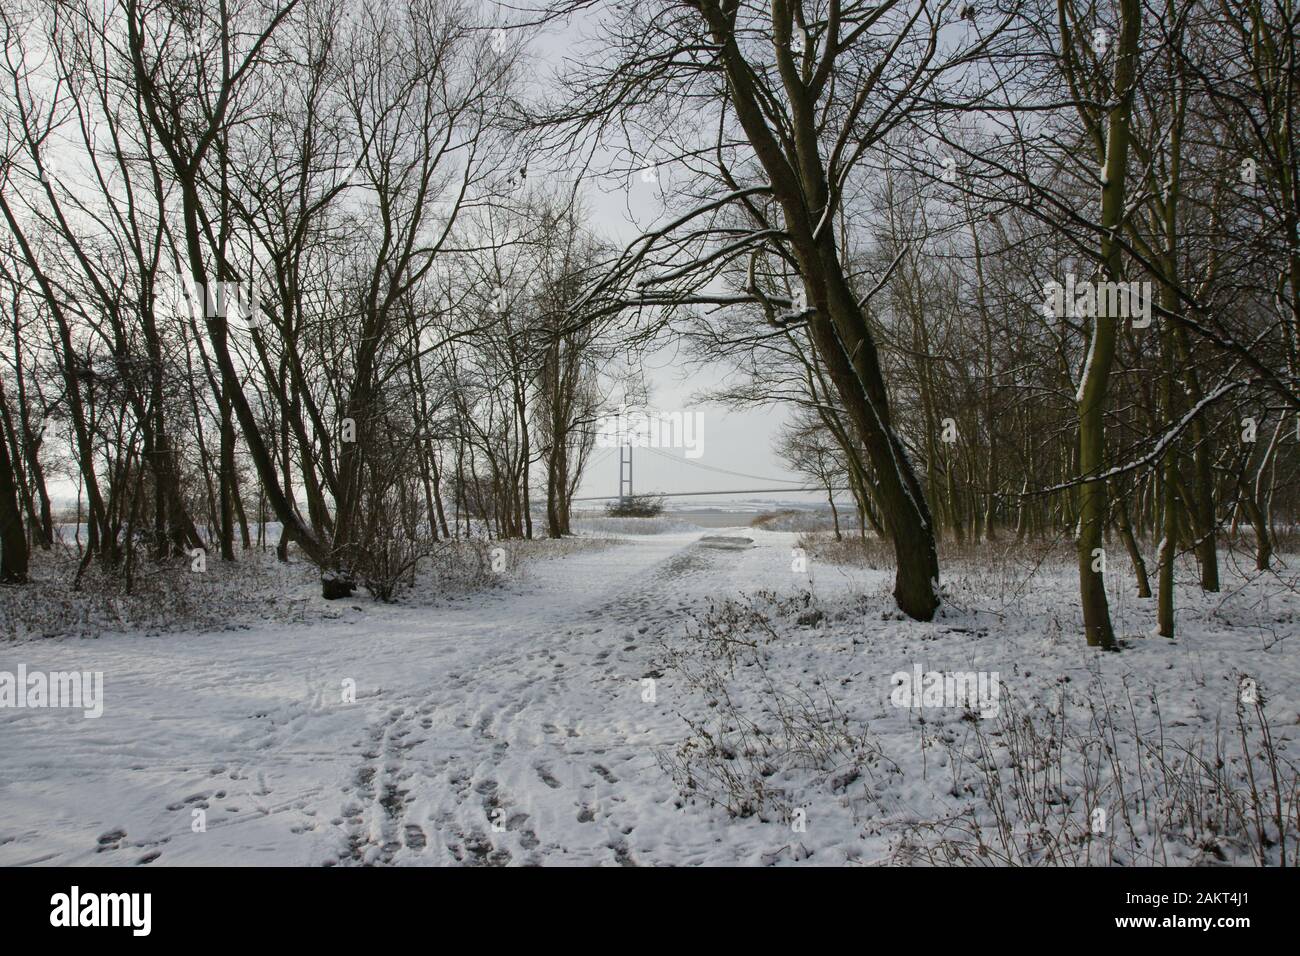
[0,528,838,866]
[10,529,1290,866]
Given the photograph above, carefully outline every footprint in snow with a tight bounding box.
[536,766,561,789]
[95,828,127,851]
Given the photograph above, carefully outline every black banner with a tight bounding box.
[0,866,1280,941]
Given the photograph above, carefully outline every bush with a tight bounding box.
[604,493,666,518]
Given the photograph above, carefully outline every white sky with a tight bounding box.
[526,9,811,505]
[570,180,808,504]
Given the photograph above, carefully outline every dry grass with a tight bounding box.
[654,586,1299,866]
[892,680,1299,866]
[750,510,836,533]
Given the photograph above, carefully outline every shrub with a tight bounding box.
[604,494,666,518]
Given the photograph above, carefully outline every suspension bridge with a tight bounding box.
[570,445,849,503]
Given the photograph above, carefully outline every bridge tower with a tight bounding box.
[618,444,633,503]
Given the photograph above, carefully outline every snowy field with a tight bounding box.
[1,525,1296,866]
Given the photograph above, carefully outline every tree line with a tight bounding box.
[529,0,1300,645]
[2,0,1298,647]
[0,0,617,599]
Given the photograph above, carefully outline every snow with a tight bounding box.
[0,527,1295,866]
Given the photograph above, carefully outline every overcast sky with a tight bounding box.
[530,10,816,506]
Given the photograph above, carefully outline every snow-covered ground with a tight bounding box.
[1,527,1296,865]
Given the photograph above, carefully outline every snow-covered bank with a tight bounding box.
[0,535,613,642]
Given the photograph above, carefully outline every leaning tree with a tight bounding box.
[527,0,1018,619]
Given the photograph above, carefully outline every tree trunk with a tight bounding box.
[0,417,29,582]
[1114,493,1151,599]
[1075,0,1139,649]
[219,390,236,561]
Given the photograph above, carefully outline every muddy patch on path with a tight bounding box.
[697,536,753,551]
